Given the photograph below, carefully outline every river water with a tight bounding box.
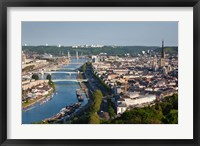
[22,59,88,124]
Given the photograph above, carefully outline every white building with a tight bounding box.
[113,86,122,94]
[42,53,53,59]
[123,94,156,107]
[92,55,99,63]
[117,93,156,114]
[117,103,127,114]
[127,92,140,99]
[22,51,26,64]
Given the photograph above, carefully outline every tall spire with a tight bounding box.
[68,51,71,59]
[161,40,165,58]
[76,51,79,59]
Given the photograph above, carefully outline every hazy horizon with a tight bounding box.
[22,21,178,46]
[22,44,178,47]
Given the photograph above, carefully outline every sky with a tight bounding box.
[22,21,178,46]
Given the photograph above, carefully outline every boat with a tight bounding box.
[60,108,66,112]
[39,96,52,105]
[43,102,82,123]
[76,89,84,102]
[74,102,82,108]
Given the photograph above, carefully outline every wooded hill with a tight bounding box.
[22,45,178,56]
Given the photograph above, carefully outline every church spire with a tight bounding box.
[161,40,165,58]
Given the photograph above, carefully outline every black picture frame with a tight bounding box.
[0,0,199,146]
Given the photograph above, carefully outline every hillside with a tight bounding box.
[154,47,178,55]
[22,45,178,56]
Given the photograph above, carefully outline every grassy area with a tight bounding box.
[22,65,35,72]
[48,80,55,92]
[22,98,37,108]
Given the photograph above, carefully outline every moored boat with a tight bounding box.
[43,102,82,123]
[76,89,84,101]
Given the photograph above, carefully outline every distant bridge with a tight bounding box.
[67,62,84,65]
[51,68,77,71]
[52,79,88,83]
[44,71,81,75]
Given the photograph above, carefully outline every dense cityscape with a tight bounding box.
[22,41,178,124]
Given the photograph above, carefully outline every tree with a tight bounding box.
[161,102,173,115]
[46,74,52,81]
[170,94,178,109]
[93,90,103,99]
[107,99,116,119]
[32,74,39,80]
[116,81,122,86]
[108,106,115,118]
[162,110,178,124]
[88,90,103,124]
[91,90,103,112]
[80,63,87,72]
[110,106,163,124]
[89,113,100,124]
[48,80,55,92]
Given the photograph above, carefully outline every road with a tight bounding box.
[22,62,55,76]
[22,59,68,76]
[83,64,110,114]
[84,65,108,96]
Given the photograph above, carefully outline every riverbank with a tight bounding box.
[22,89,54,109]
[77,73,90,98]
[31,74,91,124]
[22,59,89,124]
[53,72,94,124]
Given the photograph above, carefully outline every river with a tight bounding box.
[22,58,88,124]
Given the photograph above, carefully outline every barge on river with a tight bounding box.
[76,89,84,102]
[43,102,81,123]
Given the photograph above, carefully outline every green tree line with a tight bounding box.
[89,90,103,124]
[71,90,103,124]
[107,94,178,124]
[94,73,111,94]
[46,74,55,92]
[22,45,178,56]
[79,62,91,72]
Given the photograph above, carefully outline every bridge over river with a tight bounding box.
[22,58,89,124]
[52,79,88,83]
[44,71,82,75]
[51,68,77,71]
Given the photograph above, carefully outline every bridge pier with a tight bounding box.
[44,72,52,75]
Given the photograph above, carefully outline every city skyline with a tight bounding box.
[22,21,178,124]
[22,21,178,46]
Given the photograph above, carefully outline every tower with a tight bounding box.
[161,40,165,58]
[160,40,165,67]
[68,51,71,59]
[22,51,26,64]
[152,55,158,71]
[76,51,79,59]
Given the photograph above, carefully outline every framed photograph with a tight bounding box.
[0,0,199,145]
